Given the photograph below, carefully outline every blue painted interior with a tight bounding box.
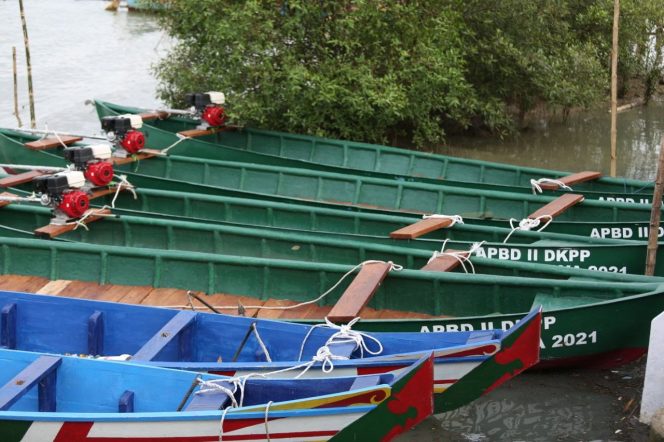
[0,348,395,414]
[0,291,503,368]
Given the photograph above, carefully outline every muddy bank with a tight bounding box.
[397,358,648,441]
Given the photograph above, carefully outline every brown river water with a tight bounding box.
[1,1,661,441]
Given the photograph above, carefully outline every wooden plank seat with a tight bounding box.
[34,208,113,239]
[186,384,232,411]
[139,111,170,121]
[133,311,196,361]
[420,250,470,272]
[112,148,162,166]
[24,136,82,150]
[0,171,46,188]
[537,171,602,190]
[390,217,455,240]
[0,355,62,412]
[528,193,584,220]
[327,262,392,323]
[0,192,19,208]
[177,126,239,139]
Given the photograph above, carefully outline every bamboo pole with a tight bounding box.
[11,47,23,127]
[18,0,36,128]
[609,0,620,177]
[645,136,664,276]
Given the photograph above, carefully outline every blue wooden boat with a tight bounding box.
[0,348,433,441]
[0,290,541,413]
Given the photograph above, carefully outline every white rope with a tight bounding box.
[218,405,231,442]
[422,213,464,227]
[427,239,485,273]
[0,193,41,204]
[187,260,402,313]
[264,401,273,442]
[297,317,383,362]
[160,133,191,155]
[252,325,272,363]
[52,129,70,150]
[62,205,116,230]
[110,174,137,208]
[502,215,553,243]
[530,178,573,194]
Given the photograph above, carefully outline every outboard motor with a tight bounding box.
[33,171,90,222]
[63,144,115,187]
[100,114,145,156]
[185,91,226,127]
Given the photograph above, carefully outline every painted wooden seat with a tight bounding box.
[528,194,584,220]
[0,355,62,412]
[133,311,196,361]
[24,136,82,150]
[538,171,602,190]
[420,250,470,272]
[349,375,381,391]
[390,217,455,240]
[327,262,392,323]
[0,171,45,188]
[139,111,170,121]
[34,208,112,239]
[186,386,232,411]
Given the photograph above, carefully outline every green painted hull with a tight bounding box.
[95,100,656,202]
[0,129,659,226]
[4,202,664,276]
[0,236,661,368]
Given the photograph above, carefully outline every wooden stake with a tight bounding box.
[645,136,664,276]
[11,47,22,127]
[609,0,620,177]
[18,0,36,128]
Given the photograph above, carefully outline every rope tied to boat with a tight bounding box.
[530,178,573,194]
[502,215,553,244]
[297,317,383,364]
[63,205,116,231]
[427,239,486,273]
[110,174,137,208]
[181,260,402,314]
[160,132,191,155]
[422,214,464,227]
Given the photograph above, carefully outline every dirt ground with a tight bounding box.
[397,358,649,441]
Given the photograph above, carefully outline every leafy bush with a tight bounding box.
[154,0,663,146]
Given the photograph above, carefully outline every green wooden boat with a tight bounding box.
[2,202,664,276]
[0,235,662,369]
[0,129,659,227]
[95,99,656,203]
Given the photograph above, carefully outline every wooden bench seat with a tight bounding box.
[139,111,170,121]
[349,375,381,391]
[0,355,62,412]
[111,149,161,166]
[528,194,584,220]
[390,217,455,240]
[24,136,82,150]
[538,171,602,190]
[34,208,113,239]
[186,386,231,411]
[133,311,196,361]
[0,171,46,188]
[327,262,392,323]
[420,250,470,272]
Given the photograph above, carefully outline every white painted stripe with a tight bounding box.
[19,421,63,442]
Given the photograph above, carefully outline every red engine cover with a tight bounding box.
[120,130,145,154]
[85,161,114,187]
[202,105,226,127]
[58,190,90,219]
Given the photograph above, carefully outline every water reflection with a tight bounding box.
[0,0,168,134]
[444,98,664,181]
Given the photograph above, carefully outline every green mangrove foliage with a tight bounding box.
[154,0,664,146]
